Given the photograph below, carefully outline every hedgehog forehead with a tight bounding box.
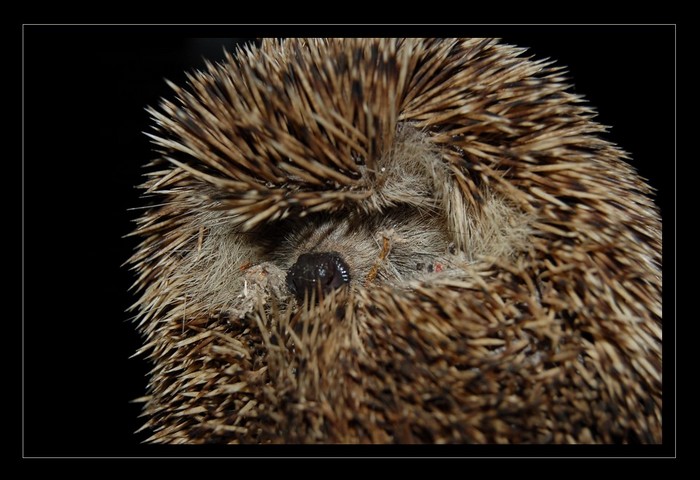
[149,38,525,188]
[147,37,585,231]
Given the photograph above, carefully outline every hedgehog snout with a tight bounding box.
[286,252,351,303]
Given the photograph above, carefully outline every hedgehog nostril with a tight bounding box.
[286,252,351,303]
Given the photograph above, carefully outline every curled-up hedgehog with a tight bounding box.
[129,38,662,444]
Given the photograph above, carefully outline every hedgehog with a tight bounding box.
[128,38,662,444]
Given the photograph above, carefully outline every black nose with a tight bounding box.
[286,252,351,303]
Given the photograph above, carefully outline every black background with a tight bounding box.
[22,26,675,457]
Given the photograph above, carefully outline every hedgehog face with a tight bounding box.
[167,124,533,317]
[272,125,460,292]
[131,38,662,444]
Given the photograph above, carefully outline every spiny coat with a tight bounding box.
[129,38,662,444]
